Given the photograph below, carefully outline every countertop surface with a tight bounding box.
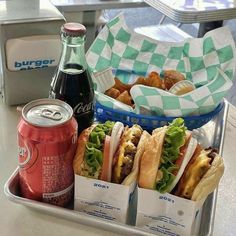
[1,100,236,236]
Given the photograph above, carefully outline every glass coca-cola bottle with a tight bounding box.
[49,22,94,134]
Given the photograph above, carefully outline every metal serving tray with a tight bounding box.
[4,101,229,236]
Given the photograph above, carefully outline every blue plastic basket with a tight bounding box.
[95,102,224,131]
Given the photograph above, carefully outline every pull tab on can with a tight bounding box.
[40,108,63,121]
[22,99,73,127]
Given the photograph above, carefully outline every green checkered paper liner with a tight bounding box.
[86,14,236,116]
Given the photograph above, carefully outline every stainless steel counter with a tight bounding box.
[213,104,236,236]
[1,100,236,236]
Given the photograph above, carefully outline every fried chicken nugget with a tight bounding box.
[116,91,133,106]
[113,78,132,93]
[146,71,162,89]
[163,70,185,90]
[105,87,121,99]
[134,76,147,86]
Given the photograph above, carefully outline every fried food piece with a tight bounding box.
[163,70,185,90]
[116,91,133,106]
[105,87,121,99]
[146,71,162,89]
[134,76,147,86]
[112,74,160,94]
[113,78,132,93]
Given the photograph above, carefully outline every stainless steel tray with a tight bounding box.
[4,101,229,236]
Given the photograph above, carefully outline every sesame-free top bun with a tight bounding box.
[138,127,167,189]
[191,154,224,201]
[73,124,97,175]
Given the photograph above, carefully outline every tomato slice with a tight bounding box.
[173,136,190,176]
[100,135,112,182]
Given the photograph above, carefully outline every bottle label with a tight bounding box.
[74,101,93,115]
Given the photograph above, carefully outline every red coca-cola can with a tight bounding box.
[17,99,78,207]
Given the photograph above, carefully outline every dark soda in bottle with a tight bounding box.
[49,22,94,134]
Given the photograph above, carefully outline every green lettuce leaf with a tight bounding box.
[156,118,186,193]
[84,121,115,178]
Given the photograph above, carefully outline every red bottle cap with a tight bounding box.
[61,22,86,37]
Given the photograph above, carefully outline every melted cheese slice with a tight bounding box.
[113,125,142,183]
[178,150,212,199]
